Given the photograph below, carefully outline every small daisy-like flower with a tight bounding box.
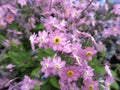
[84,47,97,61]
[113,4,120,15]
[5,13,14,23]
[83,66,94,81]
[49,30,68,51]
[102,28,112,38]
[52,56,66,75]
[59,66,80,82]
[40,57,53,77]
[21,75,39,90]
[36,30,49,48]
[82,78,99,90]
[59,80,79,90]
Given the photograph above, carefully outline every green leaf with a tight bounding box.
[92,65,106,75]
[8,50,32,67]
[35,23,45,31]
[31,67,41,77]
[111,70,120,82]
[34,85,40,90]
[50,77,60,89]
[99,84,104,90]
[111,81,120,90]
[37,48,55,61]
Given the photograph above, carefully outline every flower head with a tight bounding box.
[52,56,66,75]
[5,13,14,23]
[84,47,97,61]
[82,78,99,90]
[49,30,68,51]
[40,57,53,77]
[59,66,80,82]
[36,30,49,48]
[21,75,39,90]
[113,4,120,15]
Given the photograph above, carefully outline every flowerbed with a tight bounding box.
[0,0,120,90]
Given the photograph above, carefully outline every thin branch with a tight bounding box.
[81,0,94,15]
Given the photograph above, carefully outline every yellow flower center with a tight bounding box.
[54,37,61,45]
[86,51,92,56]
[67,71,74,77]
[89,85,94,90]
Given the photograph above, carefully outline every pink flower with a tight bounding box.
[36,30,49,48]
[21,75,39,90]
[44,16,59,32]
[18,0,27,7]
[59,66,80,82]
[84,47,97,61]
[105,76,114,90]
[111,27,120,36]
[51,56,66,75]
[83,66,94,81]
[5,13,14,23]
[82,78,99,90]
[40,57,53,77]
[102,28,112,38]
[49,30,68,51]
[113,4,120,15]
[59,80,79,90]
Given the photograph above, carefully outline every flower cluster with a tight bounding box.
[1,0,120,90]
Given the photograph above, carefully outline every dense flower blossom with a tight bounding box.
[59,80,79,90]
[82,78,99,90]
[21,75,39,90]
[40,57,53,77]
[5,13,14,23]
[84,47,97,61]
[49,30,69,51]
[36,31,49,48]
[102,28,112,38]
[0,0,118,90]
[113,4,120,15]
[83,66,94,81]
[51,56,66,75]
[59,66,80,82]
